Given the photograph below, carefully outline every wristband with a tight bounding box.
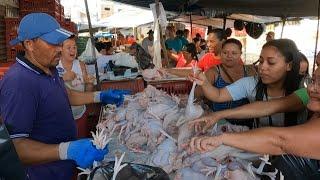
[58,142,70,160]
[93,91,101,103]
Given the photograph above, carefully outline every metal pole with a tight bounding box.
[280,18,286,38]
[313,0,320,73]
[155,0,169,67]
[84,0,100,90]
[223,17,227,30]
[189,13,193,37]
[114,27,117,47]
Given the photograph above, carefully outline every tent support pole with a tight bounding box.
[313,0,320,73]
[155,0,169,67]
[189,13,193,36]
[280,17,286,38]
[84,0,100,90]
[115,27,117,48]
[223,16,227,30]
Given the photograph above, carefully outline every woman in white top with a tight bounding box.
[190,39,302,127]
[57,35,94,137]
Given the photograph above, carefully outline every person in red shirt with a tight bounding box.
[127,35,136,45]
[176,43,198,68]
[198,29,226,71]
[161,43,198,77]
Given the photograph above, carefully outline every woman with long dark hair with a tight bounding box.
[190,39,302,127]
[189,67,320,179]
[195,38,256,126]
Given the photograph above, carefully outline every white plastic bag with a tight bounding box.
[150,2,168,68]
[78,39,102,64]
[113,52,139,68]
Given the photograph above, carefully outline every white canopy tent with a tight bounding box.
[97,8,154,28]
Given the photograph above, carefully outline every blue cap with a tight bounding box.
[10,13,73,46]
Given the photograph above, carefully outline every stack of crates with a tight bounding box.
[63,19,77,34]
[4,17,22,61]
[19,0,77,34]
[19,0,62,21]
[0,18,6,62]
[4,0,78,62]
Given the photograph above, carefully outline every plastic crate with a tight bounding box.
[19,0,60,12]
[60,14,65,22]
[0,67,10,75]
[63,21,77,34]
[100,78,144,94]
[0,61,15,67]
[4,18,19,36]
[5,32,19,46]
[6,45,23,62]
[20,0,59,3]
[20,10,60,21]
[0,71,5,80]
[61,5,64,16]
[147,80,193,95]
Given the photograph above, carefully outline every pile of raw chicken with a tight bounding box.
[92,82,279,180]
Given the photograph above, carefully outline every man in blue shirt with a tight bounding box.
[165,26,183,53]
[0,13,129,180]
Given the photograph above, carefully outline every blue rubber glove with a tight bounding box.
[59,139,108,169]
[100,89,131,106]
[112,89,131,96]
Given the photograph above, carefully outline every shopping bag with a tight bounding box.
[88,161,169,180]
[0,121,26,180]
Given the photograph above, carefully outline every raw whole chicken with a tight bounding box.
[149,138,178,173]
[142,68,163,80]
[142,68,178,81]
[95,85,278,180]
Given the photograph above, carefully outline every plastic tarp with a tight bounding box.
[97,8,154,28]
[196,0,318,17]
[88,161,169,180]
[150,2,168,68]
[112,0,318,18]
[173,14,282,28]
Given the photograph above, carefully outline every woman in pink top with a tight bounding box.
[176,43,198,68]
[161,43,198,77]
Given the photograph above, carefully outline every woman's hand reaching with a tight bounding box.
[188,71,209,86]
[188,113,221,133]
[189,135,223,153]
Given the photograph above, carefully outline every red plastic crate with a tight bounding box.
[60,14,65,24]
[6,45,23,62]
[5,33,17,46]
[0,72,5,80]
[100,78,144,94]
[4,18,19,36]
[60,4,64,16]
[0,61,15,67]
[0,67,10,73]
[63,21,77,33]
[20,10,60,21]
[20,0,60,3]
[6,48,16,61]
[147,80,193,95]
[19,0,60,12]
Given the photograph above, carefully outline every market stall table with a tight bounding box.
[100,77,144,94]
[87,86,274,180]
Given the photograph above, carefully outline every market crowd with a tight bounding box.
[1,12,320,180]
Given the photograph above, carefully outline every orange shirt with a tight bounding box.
[127,37,136,45]
[198,53,221,71]
[175,54,197,68]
